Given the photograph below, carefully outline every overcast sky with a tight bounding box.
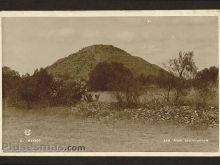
[2,16,218,75]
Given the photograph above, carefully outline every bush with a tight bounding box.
[114,81,142,108]
[193,66,218,107]
[49,79,87,106]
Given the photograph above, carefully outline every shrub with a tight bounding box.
[114,80,142,107]
[49,79,87,106]
[193,66,218,107]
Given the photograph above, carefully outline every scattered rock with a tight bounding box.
[71,102,219,127]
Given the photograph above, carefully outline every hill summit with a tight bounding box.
[47,44,165,80]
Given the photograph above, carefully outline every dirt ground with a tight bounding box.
[2,106,219,152]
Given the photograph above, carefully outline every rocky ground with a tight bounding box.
[71,102,219,129]
[3,106,219,152]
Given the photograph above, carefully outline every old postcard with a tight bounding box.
[0,10,219,156]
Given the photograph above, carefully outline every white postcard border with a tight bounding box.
[0,10,219,157]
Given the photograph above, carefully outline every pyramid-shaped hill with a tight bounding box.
[47,44,167,80]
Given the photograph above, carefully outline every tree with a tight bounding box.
[19,68,55,108]
[136,74,157,87]
[2,66,21,104]
[88,62,133,91]
[194,66,218,107]
[19,74,37,109]
[136,74,148,86]
[195,66,218,85]
[89,62,141,107]
[166,51,197,102]
[157,71,176,102]
[32,68,54,104]
[3,66,87,108]
[209,66,218,84]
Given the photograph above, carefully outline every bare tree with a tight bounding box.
[157,70,175,103]
[166,51,197,102]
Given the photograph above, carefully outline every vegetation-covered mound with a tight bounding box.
[46,44,167,80]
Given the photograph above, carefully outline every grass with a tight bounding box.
[2,105,219,152]
[97,88,219,106]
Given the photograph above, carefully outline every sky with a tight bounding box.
[2,16,219,75]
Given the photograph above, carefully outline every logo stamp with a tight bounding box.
[24,129,31,136]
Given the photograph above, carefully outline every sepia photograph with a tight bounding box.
[1,13,219,154]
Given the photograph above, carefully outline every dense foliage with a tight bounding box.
[2,66,21,104]
[2,57,218,109]
[88,62,143,106]
[195,66,218,85]
[3,67,87,109]
[88,62,134,91]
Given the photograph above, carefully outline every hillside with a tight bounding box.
[47,44,166,80]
